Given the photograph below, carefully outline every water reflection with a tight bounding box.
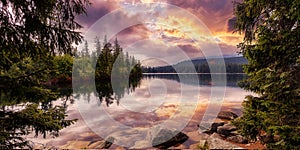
[0,83,76,149]
[73,74,246,108]
[21,74,250,148]
[143,73,246,87]
[71,77,142,107]
[96,77,142,107]
[74,73,249,148]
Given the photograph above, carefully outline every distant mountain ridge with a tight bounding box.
[180,56,247,65]
[142,56,248,73]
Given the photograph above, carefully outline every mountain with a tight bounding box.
[142,56,248,73]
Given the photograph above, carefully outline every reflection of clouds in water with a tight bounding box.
[27,76,251,148]
[86,77,250,129]
[120,79,167,113]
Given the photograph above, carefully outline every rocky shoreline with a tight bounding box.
[198,111,247,149]
[31,110,264,149]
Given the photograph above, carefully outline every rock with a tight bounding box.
[227,135,248,144]
[190,140,209,149]
[230,130,239,136]
[217,123,237,137]
[203,130,212,134]
[207,133,243,149]
[88,137,114,149]
[131,141,151,149]
[188,141,208,149]
[169,144,187,149]
[152,129,189,149]
[217,111,238,120]
[210,132,223,139]
[88,141,104,149]
[210,122,225,132]
[189,143,201,149]
[61,141,90,149]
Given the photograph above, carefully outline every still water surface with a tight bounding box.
[27,74,250,148]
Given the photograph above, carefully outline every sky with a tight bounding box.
[76,0,243,66]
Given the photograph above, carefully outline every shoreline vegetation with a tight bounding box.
[42,36,143,86]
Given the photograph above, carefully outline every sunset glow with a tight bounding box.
[77,0,243,66]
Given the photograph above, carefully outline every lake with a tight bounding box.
[26,74,251,149]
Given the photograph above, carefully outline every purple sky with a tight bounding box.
[76,0,243,66]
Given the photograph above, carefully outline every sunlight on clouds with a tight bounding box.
[79,1,244,66]
[140,0,154,3]
[145,15,218,50]
[213,32,243,46]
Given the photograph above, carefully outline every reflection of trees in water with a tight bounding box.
[143,74,247,87]
[0,84,75,149]
[96,77,142,107]
[72,77,142,107]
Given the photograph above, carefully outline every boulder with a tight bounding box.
[152,129,189,149]
[207,133,243,149]
[217,124,237,137]
[203,130,212,134]
[227,135,248,144]
[61,141,90,149]
[88,137,114,149]
[210,122,225,132]
[202,122,225,134]
[217,111,238,120]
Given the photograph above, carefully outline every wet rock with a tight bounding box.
[207,133,242,149]
[210,122,225,132]
[88,137,114,149]
[203,130,212,134]
[152,129,188,149]
[227,135,248,144]
[217,111,238,120]
[217,123,237,137]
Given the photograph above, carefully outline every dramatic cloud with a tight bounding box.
[167,0,235,33]
[113,24,151,47]
[76,0,120,31]
[76,0,243,66]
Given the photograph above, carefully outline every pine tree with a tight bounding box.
[232,0,300,148]
[0,0,89,148]
[95,36,101,56]
[103,35,108,46]
[84,40,89,57]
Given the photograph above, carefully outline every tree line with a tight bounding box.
[72,36,142,81]
[143,57,246,73]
